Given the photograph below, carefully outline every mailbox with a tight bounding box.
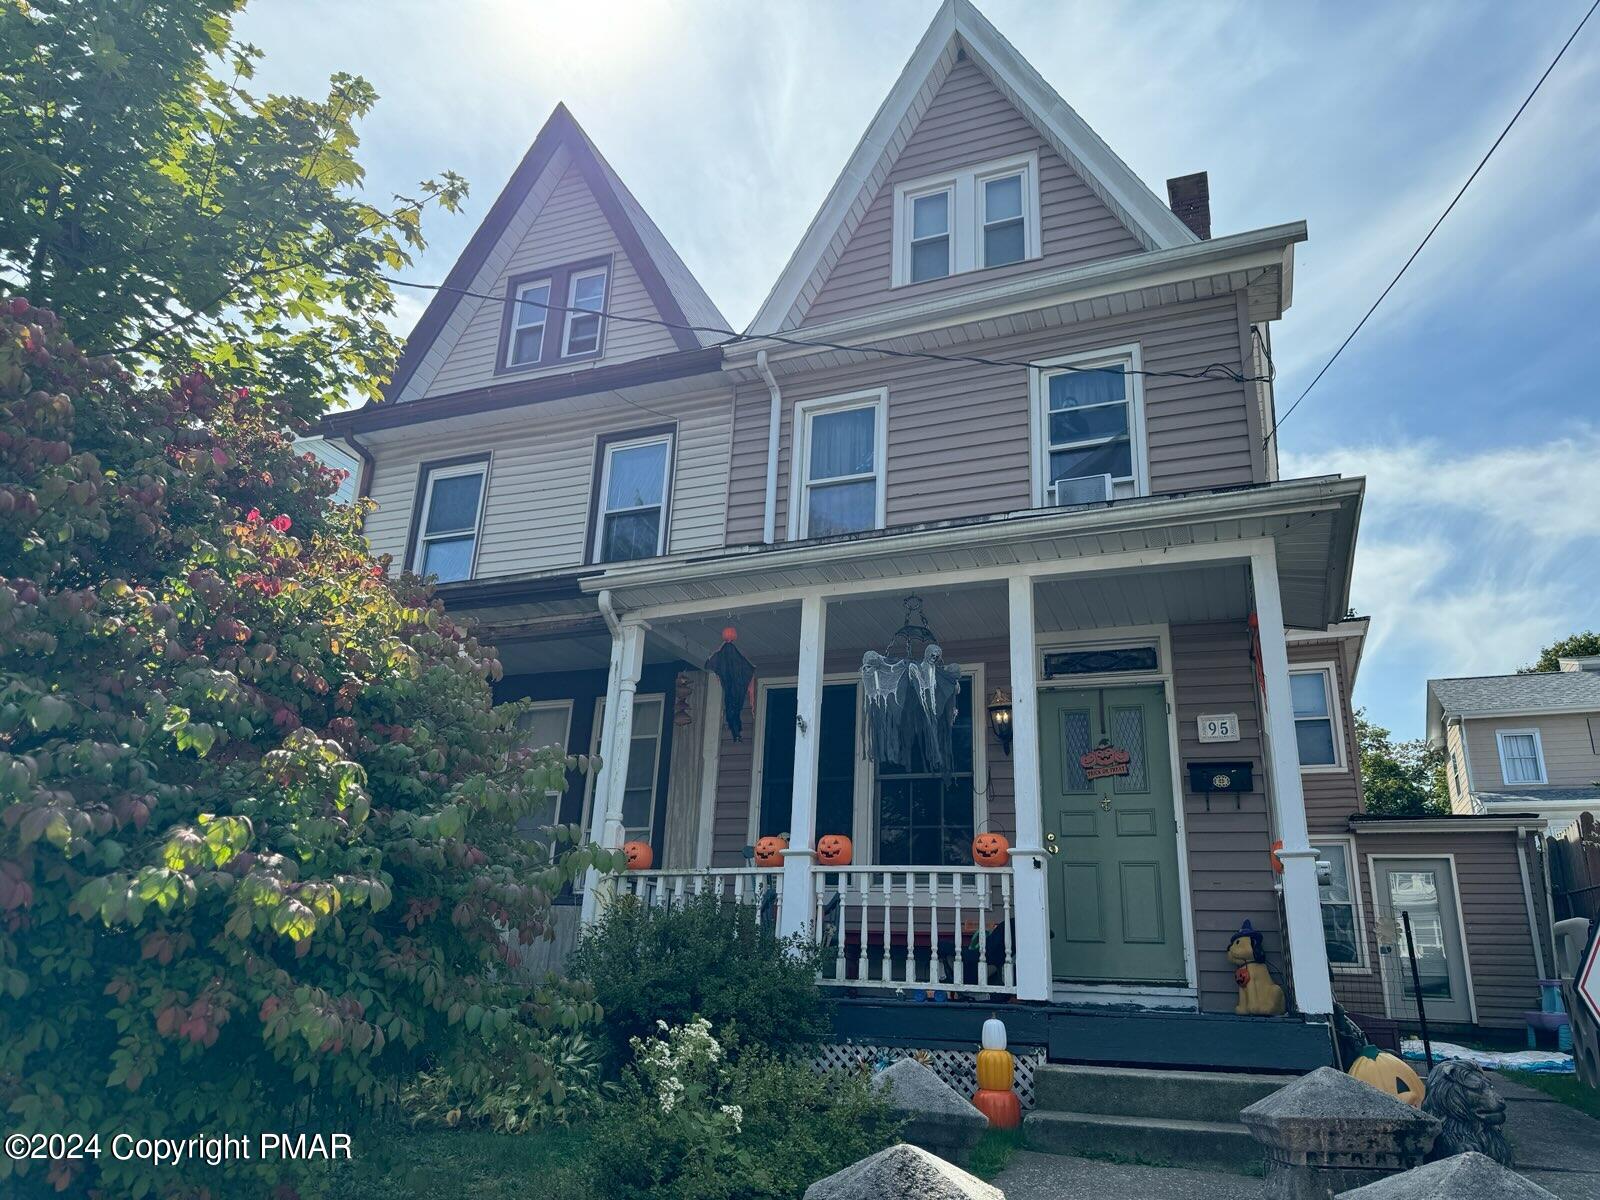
[1187,762,1253,810]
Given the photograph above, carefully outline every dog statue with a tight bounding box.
[1227,919,1285,1016]
[1422,1059,1513,1166]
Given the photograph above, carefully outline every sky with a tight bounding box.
[235,0,1600,739]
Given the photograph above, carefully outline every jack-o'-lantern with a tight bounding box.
[816,834,853,867]
[623,840,653,871]
[972,832,1010,868]
[754,835,788,868]
[1348,1044,1425,1107]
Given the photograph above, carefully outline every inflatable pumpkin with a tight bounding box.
[754,835,788,868]
[623,840,653,871]
[1348,1044,1425,1107]
[972,832,1010,868]
[816,833,853,867]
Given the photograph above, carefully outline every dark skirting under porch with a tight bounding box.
[830,997,1335,1074]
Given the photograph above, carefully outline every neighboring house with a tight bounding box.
[320,0,1397,1070]
[293,436,362,506]
[1428,659,1600,834]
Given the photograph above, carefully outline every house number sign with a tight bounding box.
[1197,713,1240,743]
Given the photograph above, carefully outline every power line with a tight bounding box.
[1264,0,1600,447]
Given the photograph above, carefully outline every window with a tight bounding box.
[411,459,487,583]
[562,268,607,357]
[878,677,976,866]
[1033,348,1147,503]
[756,684,859,841]
[619,696,666,844]
[516,701,573,841]
[1495,729,1546,784]
[594,434,672,563]
[891,152,1039,286]
[791,391,885,539]
[506,278,552,367]
[1290,666,1343,770]
[1042,644,1160,680]
[1313,842,1363,967]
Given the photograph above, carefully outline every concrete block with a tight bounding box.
[803,1143,1004,1200]
[1334,1151,1557,1199]
[875,1057,988,1166]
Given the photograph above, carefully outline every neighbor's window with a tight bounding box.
[1496,729,1546,784]
[794,392,884,539]
[1041,358,1138,501]
[1313,842,1362,967]
[412,460,487,583]
[892,153,1039,286]
[562,267,608,357]
[506,277,552,366]
[908,188,953,282]
[1290,667,1342,769]
[878,677,976,866]
[981,170,1027,267]
[595,434,672,563]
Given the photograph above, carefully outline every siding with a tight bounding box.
[1446,723,1473,812]
[800,57,1143,328]
[418,161,680,399]
[364,386,733,574]
[726,295,1257,545]
[1463,714,1600,789]
[1291,641,1366,836]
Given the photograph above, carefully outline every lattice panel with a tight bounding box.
[811,1042,1045,1110]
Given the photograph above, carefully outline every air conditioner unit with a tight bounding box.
[1052,474,1114,506]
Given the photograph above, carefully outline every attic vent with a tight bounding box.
[1166,171,1211,240]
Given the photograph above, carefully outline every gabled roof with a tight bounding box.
[747,0,1198,335]
[385,104,728,402]
[1426,669,1600,742]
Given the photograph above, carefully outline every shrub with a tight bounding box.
[570,891,832,1064]
[0,304,622,1197]
[587,1019,901,1200]
[402,1023,612,1133]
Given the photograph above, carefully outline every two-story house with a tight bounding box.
[321,0,1379,1071]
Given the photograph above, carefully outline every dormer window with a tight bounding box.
[562,268,608,357]
[891,152,1040,287]
[506,278,552,367]
[497,257,611,374]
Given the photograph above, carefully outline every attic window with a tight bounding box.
[891,152,1040,287]
[497,256,612,375]
[562,268,608,357]
[506,278,552,367]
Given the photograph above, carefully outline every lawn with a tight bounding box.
[1500,1069,1600,1121]
[322,1124,594,1200]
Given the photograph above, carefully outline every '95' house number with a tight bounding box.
[1196,713,1239,743]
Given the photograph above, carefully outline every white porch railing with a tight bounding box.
[811,866,1017,997]
[614,868,784,927]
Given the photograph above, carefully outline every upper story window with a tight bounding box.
[891,152,1040,287]
[562,268,608,357]
[1495,728,1547,784]
[506,278,552,367]
[790,389,886,540]
[1290,665,1345,771]
[593,431,673,563]
[411,457,489,583]
[498,257,610,374]
[1030,346,1148,505]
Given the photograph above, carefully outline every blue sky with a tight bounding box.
[237,1,1600,739]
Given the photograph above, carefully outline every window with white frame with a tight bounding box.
[619,696,666,844]
[1496,728,1546,784]
[516,700,573,841]
[892,153,1040,286]
[791,391,885,539]
[594,434,672,563]
[561,267,608,357]
[1290,666,1343,769]
[1312,842,1363,967]
[411,460,487,583]
[506,277,552,367]
[1035,350,1145,503]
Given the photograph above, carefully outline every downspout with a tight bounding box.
[756,350,782,544]
[597,588,622,638]
[1515,825,1549,980]
[338,431,376,501]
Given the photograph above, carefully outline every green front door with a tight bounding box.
[1040,685,1186,984]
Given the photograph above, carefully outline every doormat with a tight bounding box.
[812,1042,1046,1109]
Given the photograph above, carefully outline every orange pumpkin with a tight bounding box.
[623,840,653,871]
[754,835,788,868]
[816,834,853,867]
[971,1087,1021,1129]
[972,832,1010,868]
[1348,1044,1425,1107]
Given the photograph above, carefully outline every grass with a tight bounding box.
[1500,1069,1600,1121]
[320,1124,594,1200]
[967,1128,1024,1179]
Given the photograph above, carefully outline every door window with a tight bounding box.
[1386,868,1454,1000]
[877,678,976,866]
[756,684,858,841]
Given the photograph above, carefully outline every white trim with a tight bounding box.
[1366,852,1480,1026]
[410,456,491,581]
[593,432,674,563]
[1310,835,1369,973]
[1007,573,1052,1000]
[1495,727,1548,786]
[890,152,1041,287]
[787,388,889,541]
[1028,343,1148,505]
[505,276,553,368]
[1352,816,1552,834]
[694,674,722,870]
[1290,661,1348,773]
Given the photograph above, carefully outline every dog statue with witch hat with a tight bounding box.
[1227,919,1285,1016]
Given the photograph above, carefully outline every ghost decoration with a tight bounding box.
[704,627,756,742]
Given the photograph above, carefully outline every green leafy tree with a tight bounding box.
[1354,708,1449,817]
[0,0,465,419]
[1521,631,1600,674]
[0,302,621,1198]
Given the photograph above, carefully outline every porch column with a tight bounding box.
[1249,544,1335,1016]
[1007,575,1053,1001]
[778,594,826,939]
[580,617,646,923]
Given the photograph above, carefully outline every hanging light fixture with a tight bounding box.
[986,687,1013,756]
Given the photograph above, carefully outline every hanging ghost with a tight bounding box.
[704,629,756,741]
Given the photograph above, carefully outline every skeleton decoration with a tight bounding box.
[704,627,756,741]
[1422,1059,1514,1166]
[860,597,962,783]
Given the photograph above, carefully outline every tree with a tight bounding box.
[1521,631,1600,674]
[0,302,620,1197]
[1354,709,1449,817]
[0,0,466,420]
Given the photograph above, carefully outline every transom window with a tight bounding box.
[1042,644,1159,679]
[1290,667,1344,770]
[981,171,1026,267]
[562,268,608,357]
[411,460,487,583]
[1313,842,1363,967]
[791,391,885,540]
[594,434,672,563]
[892,152,1040,286]
[1034,349,1146,504]
[506,278,552,367]
[909,188,953,282]
[1495,729,1546,784]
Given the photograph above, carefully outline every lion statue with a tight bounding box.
[1422,1059,1513,1166]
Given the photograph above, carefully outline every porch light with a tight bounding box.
[986,688,1013,755]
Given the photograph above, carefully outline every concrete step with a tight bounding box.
[1033,1063,1286,1123]
[1023,1109,1264,1175]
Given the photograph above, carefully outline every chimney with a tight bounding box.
[1558,656,1600,673]
[1166,172,1211,240]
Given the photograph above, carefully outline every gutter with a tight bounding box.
[755,349,783,544]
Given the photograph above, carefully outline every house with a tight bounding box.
[1428,658,1600,834]
[320,0,1377,1072]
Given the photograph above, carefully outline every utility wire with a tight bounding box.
[1264,0,1600,447]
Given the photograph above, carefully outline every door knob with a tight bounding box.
[1046,842,1059,855]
